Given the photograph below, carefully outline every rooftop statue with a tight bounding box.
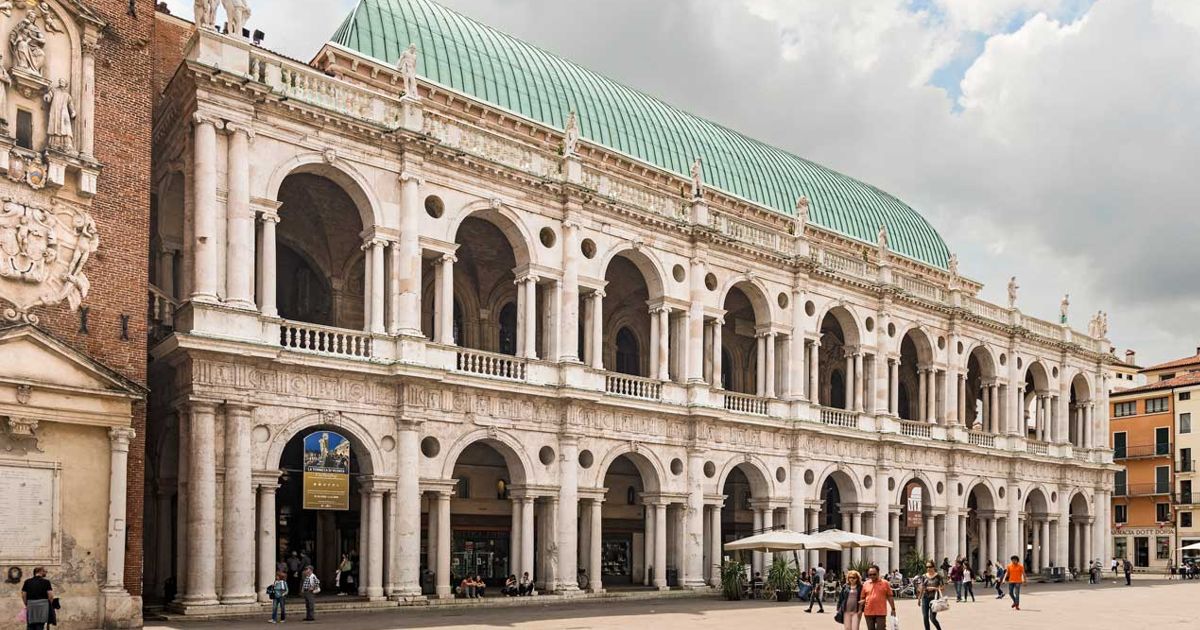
[689,157,703,199]
[397,43,418,99]
[1007,276,1019,309]
[562,110,579,157]
[795,195,810,233]
[1060,293,1069,324]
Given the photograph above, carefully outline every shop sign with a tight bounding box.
[303,430,350,510]
[906,486,923,529]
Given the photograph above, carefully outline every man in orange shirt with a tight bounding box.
[861,565,897,630]
[1005,554,1026,610]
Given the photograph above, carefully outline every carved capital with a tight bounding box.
[399,170,424,185]
[440,253,457,265]
[109,426,136,448]
[191,112,225,130]
[225,122,256,142]
[259,212,281,224]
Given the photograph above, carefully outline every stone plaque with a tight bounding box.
[0,461,59,563]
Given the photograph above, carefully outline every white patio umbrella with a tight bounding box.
[1179,542,1200,551]
[809,528,893,549]
[723,529,841,553]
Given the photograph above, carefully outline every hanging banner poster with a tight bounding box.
[303,430,350,510]
[905,485,923,529]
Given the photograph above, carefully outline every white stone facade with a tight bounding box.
[147,28,1116,608]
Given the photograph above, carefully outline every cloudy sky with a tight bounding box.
[165,0,1200,367]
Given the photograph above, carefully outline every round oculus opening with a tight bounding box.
[424,195,444,218]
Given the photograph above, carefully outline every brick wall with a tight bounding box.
[153,9,194,109]
[31,0,154,597]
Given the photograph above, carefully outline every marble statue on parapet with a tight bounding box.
[690,157,703,199]
[562,110,579,157]
[795,195,809,233]
[0,54,11,131]
[877,224,889,260]
[1087,311,1099,337]
[947,253,959,282]
[1060,293,1070,324]
[10,11,46,77]
[1007,276,1019,308]
[222,0,251,37]
[397,43,418,99]
[1099,311,1109,338]
[44,79,74,153]
[194,0,216,30]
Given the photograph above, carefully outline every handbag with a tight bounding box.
[834,611,844,624]
[931,595,950,613]
[888,614,901,630]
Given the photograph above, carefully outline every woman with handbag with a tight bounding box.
[836,570,864,629]
[919,561,946,630]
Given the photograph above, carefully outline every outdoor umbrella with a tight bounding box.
[723,529,841,553]
[809,528,893,549]
[1180,542,1200,551]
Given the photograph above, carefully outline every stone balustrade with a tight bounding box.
[455,348,527,381]
[722,391,769,416]
[820,407,859,429]
[605,373,662,400]
[899,420,933,439]
[280,321,373,359]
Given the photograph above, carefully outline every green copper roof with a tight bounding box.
[331,0,951,268]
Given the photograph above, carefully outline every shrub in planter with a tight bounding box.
[721,559,748,600]
[767,557,799,602]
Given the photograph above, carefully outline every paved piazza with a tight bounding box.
[148,580,1196,630]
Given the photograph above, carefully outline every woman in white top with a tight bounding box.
[961,563,976,602]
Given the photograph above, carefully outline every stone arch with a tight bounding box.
[1023,360,1052,392]
[897,325,937,365]
[593,444,664,493]
[439,428,534,486]
[1068,489,1092,515]
[964,342,998,377]
[964,478,997,511]
[715,456,774,500]
[264,410,382,475]
[718,276,774,327]
[264,153,383,229]
[447,199,535,268]
[597,244,667,300]
[894,471,938,509]
[1069,371,1094,401]
[813,465,861,504]
[814,302,862,348]
[1023,485,1051,515]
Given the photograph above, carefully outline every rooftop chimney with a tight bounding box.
[1126,349,1136,365]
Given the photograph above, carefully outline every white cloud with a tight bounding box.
[157,0,1200,365]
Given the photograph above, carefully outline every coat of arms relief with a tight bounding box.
[0,1,103,322]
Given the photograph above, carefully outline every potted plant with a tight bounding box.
[767,557,798,602]
[720,559,748,600]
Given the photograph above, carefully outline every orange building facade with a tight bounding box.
[1111,381,1177,570]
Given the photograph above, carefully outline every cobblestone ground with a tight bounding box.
[148,577,1200,629]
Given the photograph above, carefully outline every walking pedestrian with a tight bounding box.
[1123,558,1132,586]
[1005,555,1025,611]
[20,566,54,630]
[862,565,897,630]
[949,560,963,602]
[268,570,288,623]
[805,567,825,613]
[1111,557,1119,577]
[1168,559,1175,580]
[994,560,1006,597]
[919,561,945,630]
[837,569,864,630]
[961,562,976,602]
[983,560,993,587]
[336,553,353,595]
[301,565,320,621]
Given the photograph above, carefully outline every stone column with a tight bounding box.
[841,513,852,568]
[751,508,764,573]
[987,517,999,566]
[588,290,604,369]
[709,505,722,585]
[175,411,190,599]
[703,321,714,383]
[256,211,279,317]
[510,499,523,578]
[854,352,865,412]
[809,341,821,403]
[957,375,967,425]
[358,492,369,596]
[653,502,668,589]
[918,369,928,422]
[221,403,255,604]
[393,420,421,597]
[809,509,822,569]
[844,353,854,410]
[224,124,255,308]
[644,504,655,585]
[385,241,401,333]
[589,499,604,592]
[435,253,456,344]
[521,497,535,584]
[155,486,174,598]
[1083,519,1093,567]
[928,370,939,422]
[874,467,891,568]
[436,491,452,598]
[851,511,863,564]
[520,276,539,359]
[558,438,580,592]
[981,384,992,431]
[426,494,437,580]
[957,515,968,561]
[656,307,671,380]
[79,35,97,159]
[687,256,706,383]
[184,402,218,605]
[889,359,900,415]
[190,114,222,302]
[684,450,706,587]
[765,333,778,398]
[396,171,423,335]
[946,503,959,560]
[924,516,936,561]
[560,218,581,361]
[370,240,386,334]
[255,475,279,603]
[102,427,135,593]
[367,486,385,598]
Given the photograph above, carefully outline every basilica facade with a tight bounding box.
[146,0,1115,611]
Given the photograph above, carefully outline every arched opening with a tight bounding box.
[497,302,517,355]
[817,309,860,409]
[719,284,770,395]
[1022,488,1051,571]
[720,463,772,576]
[965,483,997,571]
[599,453,661,588]
[1022,362,1052,442]
[601,254,658,377]
[965,347,998,432]
[1068,493,1092,573]
[432,442,526,592]
[817,471,859,574]
[898,329,935,422]
[276,173,366,329]
[899,478,934,565]
[615,327,640,375]
[1069,374,1092,448]
[275,426,373,595]
[721,348,734,391]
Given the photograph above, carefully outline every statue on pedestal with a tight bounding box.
[1060,293,1069,324]
[795,195,809,234]
[397,43,418,99]
[689,157,703,199]
[44,79,74,153]
[876,224,889,260]
[562,110,579,157]
[222,0,251,37]
[1007,276,1019,308]
[10,12,46,77]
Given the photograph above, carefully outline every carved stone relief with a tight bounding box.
[0,198,97,322]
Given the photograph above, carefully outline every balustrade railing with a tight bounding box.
[605,373,662,400]
[968,297,1009,324]
[821,407,859,429]
[710,211,784,252]
[819,249,870,280]
[1027,441,1050,456]
[1023,317,1061,340]
[280,321,372,359]
[581,167,687,220]
[897,274,945,303]
[968,431,996,448]
[148,285,177,329]
[455,348,526,381]
[723,391,769,415]
[900,421,933,439]
[249,52,399,127]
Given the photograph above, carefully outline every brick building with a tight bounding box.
[0,0,152,628]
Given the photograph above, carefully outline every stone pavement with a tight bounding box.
[147,578,1200,629]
